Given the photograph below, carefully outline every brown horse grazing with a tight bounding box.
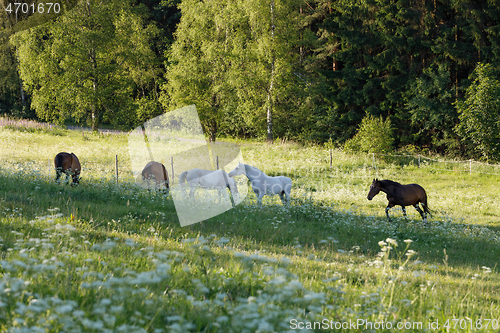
[141,161,169,192]
[367,179,430,223]
[54,152,81,186]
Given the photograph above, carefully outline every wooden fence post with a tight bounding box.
[171,157,174,182]
[329,149,332,171]
[216,156,219,170]
[115,155,118,184]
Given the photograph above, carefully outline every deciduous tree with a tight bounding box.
[163,0,301,142]
[455,63,500,161]
[11,0,158,130]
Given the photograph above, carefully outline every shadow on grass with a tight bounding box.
[1,172,499,270]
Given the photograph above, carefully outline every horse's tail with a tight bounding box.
[423,202,432,217]
[69,153,80,185]
[54,153,64,181]
[420,189,432,217]
[179,171,187,185]
[70,153,81,170]
[141,163,149,181]
[162,164,169,189]
[178,170,188,194]
[54,153,64,169]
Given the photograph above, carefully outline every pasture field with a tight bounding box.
[0,126,499,332]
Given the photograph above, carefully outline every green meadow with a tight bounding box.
[0,125,499,332]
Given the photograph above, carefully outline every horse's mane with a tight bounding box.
[379,179,402,187]
[244,163,260,172]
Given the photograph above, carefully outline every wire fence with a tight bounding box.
[371,152,500,176]
[324,148,500,176]
[4,148,500,187]
[39,155,230,185]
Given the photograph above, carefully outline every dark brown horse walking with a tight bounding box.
[367,179,430,223]
[141,161,169,192]
[54,152,81,186]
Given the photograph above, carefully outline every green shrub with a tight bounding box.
[344,114,394,153]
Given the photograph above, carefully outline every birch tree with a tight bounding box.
[164,0,300,141]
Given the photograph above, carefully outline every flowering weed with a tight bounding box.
[0,129,499,331]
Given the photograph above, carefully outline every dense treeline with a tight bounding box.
[309,0,500,159]
[1,0,500,160]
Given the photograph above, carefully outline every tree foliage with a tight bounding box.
[163,0,302,141]
[404,63,458,153]
[300,0,500,150]
[4,0,500,159]
[344,114,394,153]
[455,63,500,161]
[0,22,19,115]
[10,0,160,130]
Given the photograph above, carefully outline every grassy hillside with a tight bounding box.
[0,127,499,332]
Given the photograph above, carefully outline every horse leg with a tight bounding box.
[286,187,291,206]
[413,204,425,219]
[402,206,408,221]
[422,202,431,218]
[71,171,79,186]
[160,183,169,195]
[157,179,168,195]
[55,168,62,183]
[227,186,235,206]
[283,191,290,206]
[279,191,286,205]
[64,170,72,185]
[257,197,263,207]
[217,187,225,203]
[385,202,396,222]
[71,175,77,186]
[225,187,232,204]
[252,188,261,207]
[256,191,263,207]
[279,189,291,206]
[385,206,391,221]
[415,204,428,224]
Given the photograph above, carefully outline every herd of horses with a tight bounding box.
[54,152,430,223]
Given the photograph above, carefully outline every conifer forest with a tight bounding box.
[2,0,500,160]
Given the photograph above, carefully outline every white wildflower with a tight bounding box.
[386,238,398,246]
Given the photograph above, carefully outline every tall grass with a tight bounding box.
[0,126,499,332]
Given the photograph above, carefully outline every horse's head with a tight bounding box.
[228,163,245,177]
[367,178,381,200]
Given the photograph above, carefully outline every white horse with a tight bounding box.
[178,168,238,202]
[228,163,291,206]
